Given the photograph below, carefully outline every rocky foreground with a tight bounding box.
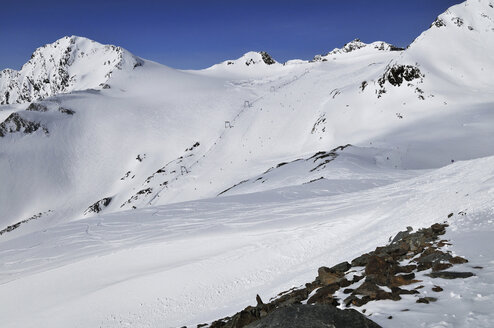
[195,220,478,328]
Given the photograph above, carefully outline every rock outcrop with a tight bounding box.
[244,304,381,328]
[0,112,48,137]
[203,221,475,328]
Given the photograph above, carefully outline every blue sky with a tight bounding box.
[1,0,462,70]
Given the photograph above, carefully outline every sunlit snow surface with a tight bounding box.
[1,0,494,327]
[1,157,494,327]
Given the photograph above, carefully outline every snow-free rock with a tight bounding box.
[243,304,381,328]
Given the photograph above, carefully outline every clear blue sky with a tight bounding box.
[1,0,462,70]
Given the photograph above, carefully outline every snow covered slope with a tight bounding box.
[1,154,493,328]
[0,1,494,326]
[1,0,494,236]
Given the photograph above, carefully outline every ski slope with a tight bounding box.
[1,0,494,232]
[1,0,494,327]
[1,155,493,327]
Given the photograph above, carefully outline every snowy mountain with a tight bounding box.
[1,0,494,327]
[0,36,143,104]
[312,39,404,62]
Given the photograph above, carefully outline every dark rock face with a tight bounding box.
[379,64,423,88]
[0,113,48,137]
[259,52,276,65]
[376,64,424,99]
[391,226,413,243]
[186,142,200,152]
[26,102,48,112]
[452,17,464,27]
[416,297,437,304]
[339,39,368,53]
[432,285,444,292]
[58,107,75,115]
[388,45,405,51]
[84,197,112,215]
[243,304,381,328]
[0,210,52,236]
[432,17,446,28]
[426,271,475,279]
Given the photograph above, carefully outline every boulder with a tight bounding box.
[317,267,345,285]
[244,304,382,328]
[426,271,475,279]
[307,284,340,305]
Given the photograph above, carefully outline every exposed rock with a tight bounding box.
[244,304,381,328]
[220,145,351,196]
[449,256,468,264]
[378,64,423,88]
[186,142,200,151]
[452,17,464,27]
[391,226,413,243]
[26,102,48,112]
[389,273,419,287]
[0,210,52,236]
[0,36,142,104]
[0,113,49,137]
[351,252,373,267]
[416,297,437,304]
[432,285,444,292]
[84,197,112,215]
[58,107,75,115]
[317,267,345,285]
[426,271,475,279]
[307,284,340,305]
[206,222,471,327]
[330,261,352,273]
[259,52,276,65]
[270,288,310,308]
[431,262,453,272]
[353,281,395,301]
[416,250,453,264]
[360,81,368,91]
[432,17,446,28]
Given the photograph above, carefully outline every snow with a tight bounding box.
[1,0,494,327]
[1,156,494,327]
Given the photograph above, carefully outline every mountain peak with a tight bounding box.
[311,39,404,62]
[0,36,143,105]
[428,0,494,31]
[209,51,278,70]
[328,39,404,55]
[404,0,494,89]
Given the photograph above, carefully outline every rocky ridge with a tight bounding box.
[312,39,404,62]
[201,220,477,328]
[219,51,278,68]
[0,101,76,138]
[218,145,351,196]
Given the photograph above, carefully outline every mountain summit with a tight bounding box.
[0,36,143,104]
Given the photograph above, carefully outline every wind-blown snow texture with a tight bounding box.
[1,0,494,327]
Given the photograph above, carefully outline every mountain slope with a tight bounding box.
[0,36,142,104]
[0,0,492,252]
[1,154,493,328]
[1,0,494,327]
